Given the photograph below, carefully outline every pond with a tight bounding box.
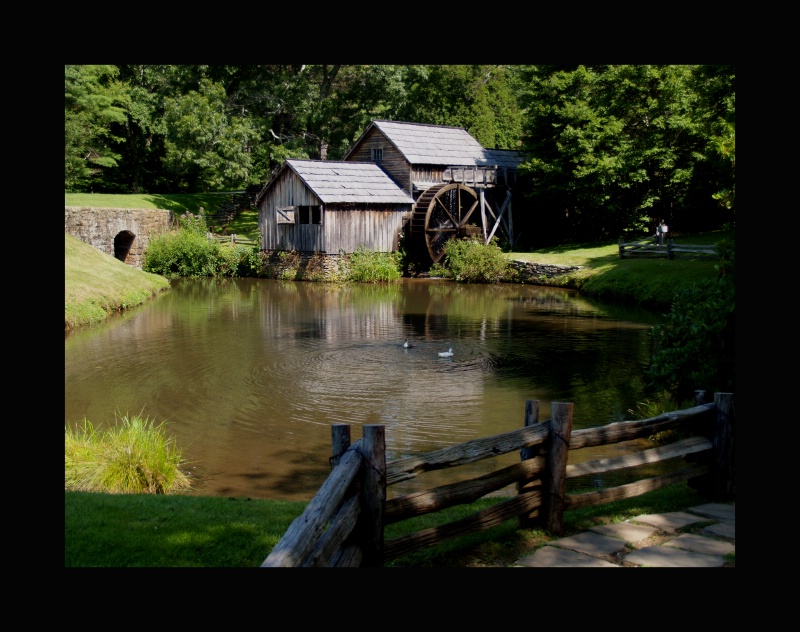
[64,277,666,501]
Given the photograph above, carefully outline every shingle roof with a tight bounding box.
[286,160,414,204]
[347,120,525,168]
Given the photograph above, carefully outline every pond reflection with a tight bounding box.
[65,278,664,501]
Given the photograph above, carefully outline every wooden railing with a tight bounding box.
[261,392,734,567]
[619,236,719,259]
[206,233,259,248]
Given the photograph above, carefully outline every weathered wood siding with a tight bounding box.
[346,128,413,197]
[325,205,406,253]
[258,166,408,253]
[411,165,447,191]
[258,167,324,251]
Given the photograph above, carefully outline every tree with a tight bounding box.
[65,65,130,191]
[515,65,735,247]
[394,65,523,149]
[161,78,259,192]
[68,64,527,194]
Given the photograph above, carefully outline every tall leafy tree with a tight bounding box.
[161,78,259,192]
[394,65,523,149]
[65,65,130,191]
[515,65,734,246]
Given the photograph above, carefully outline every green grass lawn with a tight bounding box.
[65,481,714,567]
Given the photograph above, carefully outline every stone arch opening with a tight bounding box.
[114,230,136,264]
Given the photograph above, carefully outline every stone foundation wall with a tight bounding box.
[260,252,582,284]
[262,250,347,282]
[64,207,175,269]
[508,259,582,283]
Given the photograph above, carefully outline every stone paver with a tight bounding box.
[515,546,618,567]
[664,533,734,556]
[624,546,726,567]
[589,522,657,543]
[546,531,629,557]
[703,521,735,539]
[512,502,735,567]
[689,503,735,522]
[630,511,707,533]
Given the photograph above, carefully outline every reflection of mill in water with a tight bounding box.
[65,278,663,501]
[269,283,508,469]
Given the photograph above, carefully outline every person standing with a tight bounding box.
[657,220,668,246]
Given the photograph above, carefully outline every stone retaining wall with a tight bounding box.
[261,252,582,284]
[64,207,174,269]
[508,259,582,283]
[261,250,347,281]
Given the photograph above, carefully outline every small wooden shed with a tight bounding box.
[255,159,414,254]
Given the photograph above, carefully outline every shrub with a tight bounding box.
[646,233,735,403]
[144,212,262,278]
[216,243,263,277]
[442,236,512,283]
[346,246,402,283]
[65,413,191,495]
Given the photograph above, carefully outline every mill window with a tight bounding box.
[298,205,322,225]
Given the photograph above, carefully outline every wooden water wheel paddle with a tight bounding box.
[409,183,480,265]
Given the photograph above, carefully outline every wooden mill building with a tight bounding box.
[255,120,525,268]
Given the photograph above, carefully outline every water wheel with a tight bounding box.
[409,183,481,265]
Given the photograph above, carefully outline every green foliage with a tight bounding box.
[213,243,263,277]
[441,237,512,283]
[65,65,130,191]
[515,64,735,246]
[65,413,191,495]
[345,246,403,282]
[646,235,735,402]
[143,212,261,278]
[162,78,259,192]
[626,391,691,444]
[395,65,524,149]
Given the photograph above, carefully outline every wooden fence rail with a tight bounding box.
[206,233,259,248]
[261,391,734,567]
[618,236,719,259]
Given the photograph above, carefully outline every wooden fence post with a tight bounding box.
[359,425,386,567]
[518,399,540,529]
[331,424,351,467]
[542,402,574,536]
[713,393,735,500]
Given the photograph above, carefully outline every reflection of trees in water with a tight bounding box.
[65,277,664,501]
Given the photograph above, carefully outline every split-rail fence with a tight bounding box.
[261,391,734,567]
[618,236,719,259]
[206,233,259,248]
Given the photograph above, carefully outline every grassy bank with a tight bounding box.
[65,233,170,330]
[65,481,712,567]
[505,231,729,309]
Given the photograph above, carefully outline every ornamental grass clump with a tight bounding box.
[65,413,191,494]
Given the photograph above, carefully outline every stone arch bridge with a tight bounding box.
[65,207,175,269]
